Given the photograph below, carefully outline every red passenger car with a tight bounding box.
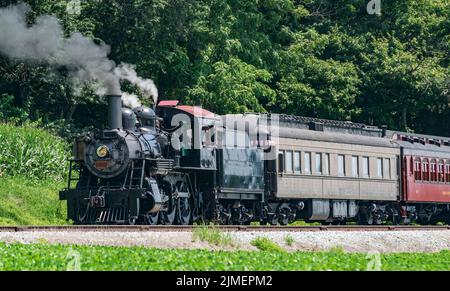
[397,134,450,203]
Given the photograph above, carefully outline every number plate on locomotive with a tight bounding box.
[94,160,109,170]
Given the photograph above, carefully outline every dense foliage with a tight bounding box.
[0,123,69,180]
[0,243,449,270]
[0,0,448,136]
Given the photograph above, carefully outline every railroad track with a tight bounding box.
[0,225,449,232]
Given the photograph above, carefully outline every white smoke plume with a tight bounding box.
[0,3,157,107]
[115,63,158,106]
[121,92,142,109]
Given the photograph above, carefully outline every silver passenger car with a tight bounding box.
[223,113,401,221]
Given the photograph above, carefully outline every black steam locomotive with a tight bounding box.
[60,95,266,225]
[60,95,450,225]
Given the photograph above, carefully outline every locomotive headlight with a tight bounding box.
[96,145,110,158]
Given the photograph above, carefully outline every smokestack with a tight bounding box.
[107,95,123,129]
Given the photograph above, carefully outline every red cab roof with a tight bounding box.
[158,100,179,107]
[158,100,218,119]
[176,105,217,118]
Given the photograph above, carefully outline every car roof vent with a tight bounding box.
[309,122,324,132]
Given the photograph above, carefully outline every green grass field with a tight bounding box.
[0,123,448,271]
[0,123,68,225]
[0,243,449,271]
[0,177,66,225]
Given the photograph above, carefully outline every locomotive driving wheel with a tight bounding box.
[160,181,177,225]
[140,212,160,225]
[177,197,192,225]
[161,195,176,225]
[175,177,192,225]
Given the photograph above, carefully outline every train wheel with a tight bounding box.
[216,204,232,225]
[357,211,370,225]
[278,215,289,226]
[128,216,137,225]
[141,212,160,225]
[392,215,403,225]
[269,215,278,226]
[161,194,176,225]
[173,177,192,225]
[177,197,192,225]
[277,204,293,226]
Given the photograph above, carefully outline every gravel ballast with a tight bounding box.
[0,230,449,253]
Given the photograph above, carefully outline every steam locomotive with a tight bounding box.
[59,95,450,225]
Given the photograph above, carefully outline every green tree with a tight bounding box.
[0,0,448,136]
[187,57,275,114]
[275,29,362,120]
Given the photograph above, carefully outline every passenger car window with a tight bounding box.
[294,151,301,173]
[445,162,450,183]
[323,153,330,175]
[430,159,437,181]
[315,153,322,174]
[304,152,311,174]
[377,158,383,178]
[278,151,284,173]
[352,156,359,177]
[422,159,429,181]
[285,151,293,173]
[414,158,422,181]
[438,160,445,182]
[362,157,369,177]
[338,155,345,176]
[384,158,391,178]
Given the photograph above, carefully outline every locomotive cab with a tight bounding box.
[157,101,219,170]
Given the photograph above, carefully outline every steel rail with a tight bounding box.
[0,225,449,232]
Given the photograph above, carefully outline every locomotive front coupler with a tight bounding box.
[89,195,106,208]
[86,188,107,208]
